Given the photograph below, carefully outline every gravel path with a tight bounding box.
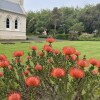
[28,35,64,42]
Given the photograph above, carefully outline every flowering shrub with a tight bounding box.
[7,92,21,100]
[0,38,100,100]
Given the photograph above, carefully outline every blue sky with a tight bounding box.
[24,0,100,11]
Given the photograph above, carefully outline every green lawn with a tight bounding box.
[0,41,100,60]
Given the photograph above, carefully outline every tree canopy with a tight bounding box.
[26,4,100,35]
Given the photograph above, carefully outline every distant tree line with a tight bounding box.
[26,4,100,36]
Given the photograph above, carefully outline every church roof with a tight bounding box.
[0,0,25,15]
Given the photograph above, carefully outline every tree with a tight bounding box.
[78,5,100,33]
[26,11,36,33]
[26,3,100,36]
[51,7,62,35]
[69,22,84,33]
[27,17,36,34]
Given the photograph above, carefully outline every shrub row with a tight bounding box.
[55,34,69,40]
[38,35,48,38]
[37,33,100,41]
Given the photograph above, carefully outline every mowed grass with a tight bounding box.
[0,41,100,60]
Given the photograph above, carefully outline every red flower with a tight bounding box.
[48,59,53,63]
[46,38,55,43]
[51,68,66,78]
[8,66,13,70]
[43,44,49,49]
[92,69,99,75]
[31,46,38,50]
[89,58,97,66]
[38,52,44,56]
[69,67,84,78]
[96,61,100,68]
[7,92,21,100]
[0,72,3,77]
[0,61,10,68]
[26,56,31,59]
[24,69,30,75]
[13,51,24,57]
[25,76,40,87]
[66,55,69,60]
[22,72,25,76]
[53,50,60,55]
[74,51,81,56]
[0,54,7,61]
[77,59,89,67]
[22,70,30,76]
[62,46,76,55]
[35,64,42,71]
[44,45,53,52]
[70,55,77,61]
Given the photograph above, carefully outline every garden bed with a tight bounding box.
[0,38,100,100]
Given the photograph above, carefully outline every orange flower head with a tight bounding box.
[35,64,42,71]
[71,55,77,61]
[44,45,53,52]
[22,70,30,76]
[46,38,55,43]
[24,69,30,75]
[26,56,31,59]
[0,72,3,77]
[51,68,66,78]
[53,50,60,55]
[66,55,69,60]
[0,61,10,68]
[13,51,24,57]
[96,61,100,68]
[0,54,7,61]
[74,51,81,56]
[62,46,76,55]
[92,69,99,75]
[25,76,40,87]
[69,67,84,78]
[48,59,53,63]
[38,52,44,56]
[89,58,97,66]
[43,44,49,49]
[7,92,21,100]
[77,59,89,67]
[8,66,13,70]
[31,46,38,50]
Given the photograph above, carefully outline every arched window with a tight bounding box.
[15,19,18,29]
[6,18,10,28]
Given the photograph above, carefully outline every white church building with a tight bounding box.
[0,0,26,40]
